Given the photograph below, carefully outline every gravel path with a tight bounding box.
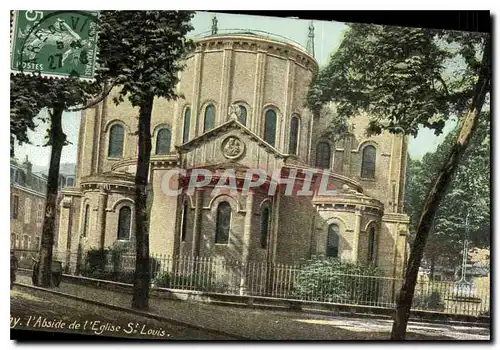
[10,286,233,340]
[12,273,490,340]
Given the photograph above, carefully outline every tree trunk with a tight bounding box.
[131,95,154,310]
[37,106,66,287]
[10,136,15,158]
[429,256,435,281]
[390,37,490,340]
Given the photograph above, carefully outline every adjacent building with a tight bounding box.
[10,156,76,252]
[10,156,47,251]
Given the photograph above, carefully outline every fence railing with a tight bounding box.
[13,249,490,317]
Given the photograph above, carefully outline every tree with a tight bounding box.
[307,23,491,339]
[10,76,43,157]
[96,10,194,309]
[406,112,490,277]
[11,74,99,287]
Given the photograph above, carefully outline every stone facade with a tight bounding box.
[57,33,410,285]
[10,157,47,251]
[10,157,77,255]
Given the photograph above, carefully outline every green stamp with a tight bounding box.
[10,10,99,80]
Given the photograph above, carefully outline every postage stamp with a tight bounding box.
[10,10,99,80]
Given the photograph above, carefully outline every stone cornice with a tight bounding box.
[312,194,384,213]
[60,188,83,197]
[382,212,410,224]
[110,157,137,172]
[150,154,180,169]
[187,35,318,72]
[80,173,135,193]
[314,202,384,217]
[81,181,135,193]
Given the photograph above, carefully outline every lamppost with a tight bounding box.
[455,210,473,297]
[458,210,470,284]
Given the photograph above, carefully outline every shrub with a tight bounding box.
[152,272,192,289]
[292,256,382,305]
[80,246,163,284]
[151,268,229,293]
[152,272,172,288]
[412,288,446,311]
[83,248,108,273]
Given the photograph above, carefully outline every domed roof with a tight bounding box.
[194,29,311,55]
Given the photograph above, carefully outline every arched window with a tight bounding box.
[260,206,271,249]
[264,109,277,147]
[183,108,191,143]
[361,145,376,178]
[238,105,247,126]
[204,104,215,132]
[315,142,331,169]
[155,127,171,155]
[215,201,231,244]
[117,206,131,240]
[82,204,90,238]
[326,224,340,258]
[368,226,376,263]
[288,115,300,155]
[181,202,188,242]
[108,124,124,158]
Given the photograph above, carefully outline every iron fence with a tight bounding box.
[13,249,490,317]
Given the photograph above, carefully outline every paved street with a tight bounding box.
[12,273,490,340]
[10,286,233,340]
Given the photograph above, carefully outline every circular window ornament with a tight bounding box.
[221,136,245,160]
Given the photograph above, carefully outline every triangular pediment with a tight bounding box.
[175,119,290,170]
[176,119,286,159]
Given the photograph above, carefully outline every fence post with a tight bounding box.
[239,192,254,295]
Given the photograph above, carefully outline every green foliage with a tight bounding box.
[292,257,382,305]
[96,11,195,106]
[10,73,100,152]
[10,75,42,154]
[80,247,162,284]
[95,12,195,306]
[80,247,134,284]
[152,272,191,289]
[412,288,446,312]
[307,23,490,138]
[405,111,490,270]
[83,248,107,274]
[152,269,229,293]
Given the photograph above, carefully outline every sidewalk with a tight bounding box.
[14,274,489,340]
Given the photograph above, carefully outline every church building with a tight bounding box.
[56,21,410,283]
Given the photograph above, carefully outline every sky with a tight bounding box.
[13,11,455,168]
